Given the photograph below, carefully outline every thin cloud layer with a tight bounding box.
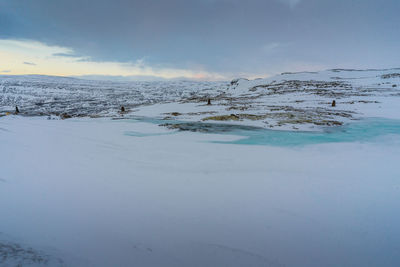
[23,62,36,66]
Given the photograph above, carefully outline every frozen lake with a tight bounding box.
[130,117,400,146]
[1,116,400,266]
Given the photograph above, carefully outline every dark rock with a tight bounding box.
[60,113,72,119]
[381,73,400,79]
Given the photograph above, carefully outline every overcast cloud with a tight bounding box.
[0,0,399,79]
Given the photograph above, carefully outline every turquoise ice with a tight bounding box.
[215,118,400,146]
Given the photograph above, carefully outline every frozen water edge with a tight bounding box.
[1,116,400,266]
[127,116,400,146]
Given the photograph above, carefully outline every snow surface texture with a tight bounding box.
[1,68,400,131]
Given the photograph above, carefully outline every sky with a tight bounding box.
[0,0,399,80]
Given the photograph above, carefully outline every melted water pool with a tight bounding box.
[215,118,400,146]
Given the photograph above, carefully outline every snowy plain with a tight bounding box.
[2,68,400,131]
[1,69,400,266]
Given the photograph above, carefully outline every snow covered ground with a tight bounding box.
[1,68,400,131]
[1,115,400,266]
[1,69,400,266]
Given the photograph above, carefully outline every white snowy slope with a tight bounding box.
[1,116,400,266]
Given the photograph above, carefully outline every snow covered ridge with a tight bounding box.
[1,68,400,131]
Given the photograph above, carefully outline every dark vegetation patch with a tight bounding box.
[0,241,64,266]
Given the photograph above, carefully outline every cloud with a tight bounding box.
[1,70,11,73]
[52,52,82,58]
[262,42,286,54]
[0,39,227,80]
[0,0,309,75]
[23,61,36,66]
